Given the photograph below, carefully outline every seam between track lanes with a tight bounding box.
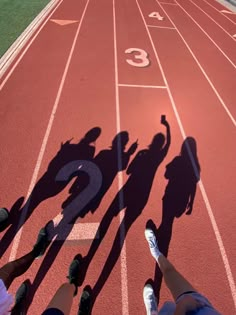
[189,0,236,40]
[202,0,236,25]
[8,0,91,262]
[113,0,129,314]
[0,0,64,92]
[136,0,236,310]
[174,0,236,69]
[154,1,236,127]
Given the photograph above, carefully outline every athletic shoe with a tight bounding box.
[143,284,158,315]
[78,287,91,315]
[67,255,82,296]
[32,223,51,258]
[0,208,9,232]
[144,228,160,260]
[12,280,30,315]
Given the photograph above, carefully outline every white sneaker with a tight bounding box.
[143,284,158,315]
[145,229,160,260]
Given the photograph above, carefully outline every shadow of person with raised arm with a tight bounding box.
[0,127,101,257]
[62,131,138,216]
[153,137,201,301]
[80,117,171,309]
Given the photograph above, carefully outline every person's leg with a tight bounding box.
[43,283,75,315]
[0,225,49,289]
[145,228,196,301]
[42,257,81,315]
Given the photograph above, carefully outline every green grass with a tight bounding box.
[0,0,51,57]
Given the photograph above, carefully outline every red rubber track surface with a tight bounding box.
[0,0,235,314]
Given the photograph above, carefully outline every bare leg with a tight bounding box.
[145,228,195,301]
[157,254,196,301]
[43,283,75,315]
[0,251,35,289]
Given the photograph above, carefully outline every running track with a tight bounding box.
[0,0,235,314]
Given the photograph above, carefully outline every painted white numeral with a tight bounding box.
[149,12,164,21]
[48,160,102,241]
[125,48,150,68]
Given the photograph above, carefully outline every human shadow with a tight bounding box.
[23,131,137,310]
[153,137,201,301]
[0,127,101,257]
[81,120,171,308]
[62,131,138,216]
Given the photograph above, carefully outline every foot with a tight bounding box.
[78,286,92,315]
[144,228,161,260]
[67,255,82,296]
[12,280,30,315]
[32,223,51,258]
[143,284,158,315]
[0,208,10,232]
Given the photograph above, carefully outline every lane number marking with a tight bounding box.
[149,12,164,21]
[125,48,150,68]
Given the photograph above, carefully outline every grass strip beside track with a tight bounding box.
[0,0,51,57]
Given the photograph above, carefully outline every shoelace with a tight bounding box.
[148,236,156,249]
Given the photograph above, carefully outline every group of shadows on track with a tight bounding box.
[0,118,201,313]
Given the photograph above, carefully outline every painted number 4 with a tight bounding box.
[125,48,150,68]
[149,12,164,21]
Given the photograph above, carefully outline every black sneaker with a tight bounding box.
[78,286,92,315]
[0,208,9,232]
[67,255,82,296]
[32,223,51,258]
[12,279,30,315]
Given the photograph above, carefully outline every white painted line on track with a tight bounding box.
[175,0,236,69]
[53,216,100,241]
[159,2,178,5]
[8,0,91,262]
[155,1,236,127]
[137,0,236,310]
[202,0,236,25]
[118,83,167,88]
[0,0,61,80]
[147,24,176,29]
[0,0,64,91]
[189,0,236,41]
[113,1,129,315]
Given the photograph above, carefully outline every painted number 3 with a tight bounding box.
[125,48,150,68]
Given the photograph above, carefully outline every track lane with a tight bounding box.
[204,0,236,24]
[190,0,236,34]
[176,0,236,65]
[11,0,128,314]
[139,11,236,313]
[156,0,236,123]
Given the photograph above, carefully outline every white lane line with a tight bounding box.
[0,0,61,79]
[0,0,64,91]
[53,215,100,241]
[175,0,236,69]
[137,0,236,310]
[202,0,236,25]
[119,83,167,88]
[158,1,236,127]
[8,0,91,262]
[189,0,236,41]
[113,1,129,315]
[159,2,178,4]
[147,24,176,29]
